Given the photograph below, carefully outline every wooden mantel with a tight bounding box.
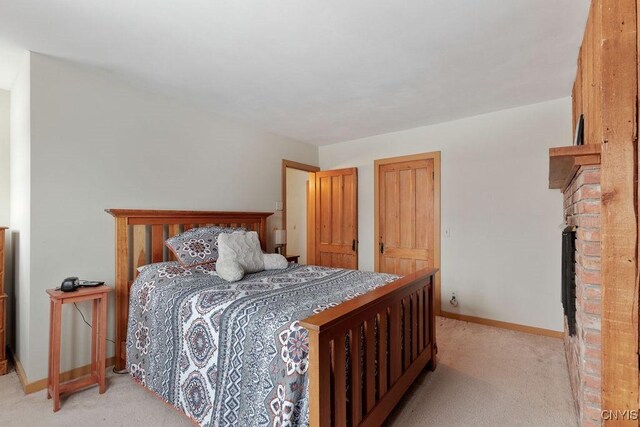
[548,145,601,190]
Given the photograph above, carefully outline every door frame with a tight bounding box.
[374,151,441,314]
[282,159,320,260]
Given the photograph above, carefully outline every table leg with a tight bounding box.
[47,299,53,400]
[52,300,62,412]
[91,299,98,379]
[98,294,107,394]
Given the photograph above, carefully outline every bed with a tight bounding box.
[107,209,437,427]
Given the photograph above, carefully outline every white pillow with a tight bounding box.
[215,259,244,282]
[216,231,265,281]
[264,253,288,270]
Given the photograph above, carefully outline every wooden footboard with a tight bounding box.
[301,268,438,427]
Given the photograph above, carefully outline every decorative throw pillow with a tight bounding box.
[217,231,265,273]
[165,226,244,267]
[215,259,245,282]
[216,232,290,282]
[264,253,289,270]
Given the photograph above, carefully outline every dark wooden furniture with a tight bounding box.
[286,255,300,264]
[46,285,112,412]
[0,227,6,375]
[106,209,438,426]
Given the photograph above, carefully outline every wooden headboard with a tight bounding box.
[105,209,273,370]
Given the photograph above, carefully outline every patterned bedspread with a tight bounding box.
[127,262,398,427]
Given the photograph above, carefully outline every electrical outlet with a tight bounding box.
[444,228,451,238]
[275,201,283,211]
[449,291,459,307]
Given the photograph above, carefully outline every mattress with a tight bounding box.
[127,262,398,427]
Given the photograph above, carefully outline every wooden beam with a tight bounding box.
[599,0,639,422]
[548,145,602,189]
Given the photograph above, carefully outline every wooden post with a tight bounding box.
[599,0,639,422]
[306,330,331,427]
[114,216,128,371]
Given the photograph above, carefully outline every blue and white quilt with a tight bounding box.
[127,262,397,427]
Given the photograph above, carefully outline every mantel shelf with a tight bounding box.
[549,145,601,190]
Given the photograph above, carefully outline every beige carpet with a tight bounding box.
[0,317,576,426]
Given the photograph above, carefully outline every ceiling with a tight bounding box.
[0,0,590,145]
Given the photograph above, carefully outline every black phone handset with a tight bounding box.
[59,277,105,292]
[60,277,80,292]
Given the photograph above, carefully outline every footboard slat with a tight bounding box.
[334,334,347,427]
[389,303,402,384]
[424,288,430,350]
[377,309,388,398]
[308,333,331,427]
[364,318,376,413]
[411,293,418,361]
[302,267,438,427]
[402,297,410,369]
[350,327,363,426]
[418,290,424,352]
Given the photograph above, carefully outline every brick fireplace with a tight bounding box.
[562,165,602,426]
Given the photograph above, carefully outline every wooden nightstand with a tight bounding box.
[286,255,300,264]
[46,285,112,412]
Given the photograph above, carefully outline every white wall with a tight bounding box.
[320,98,568,332]
[20,53,318,381]
[0,89,11,351]
[286,168,309,264]
[9,52,31,369]
[0,89,9,226]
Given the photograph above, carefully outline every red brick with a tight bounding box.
[577,215,601,228]
[577,240,602,258]
[583,389,601,405]
[578,254,601,270]
[577,266,601,285]
[583,285,602,300]
[578,228,601,242]
[580,313,601,330]
[583,405,603,424]
[577,200,601,214]
[580,169,601,185]
[583,373,602,390]
[584,357,602,375]
[583,328,602,347]
[576,185,601,200]
[584,346,601,361]
[582,419,602,427]
[582,300,601,315]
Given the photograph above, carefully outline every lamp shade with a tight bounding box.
[274,229,287,245]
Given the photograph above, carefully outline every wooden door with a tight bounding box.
[314,168,358,269]
[377,158,435,275]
